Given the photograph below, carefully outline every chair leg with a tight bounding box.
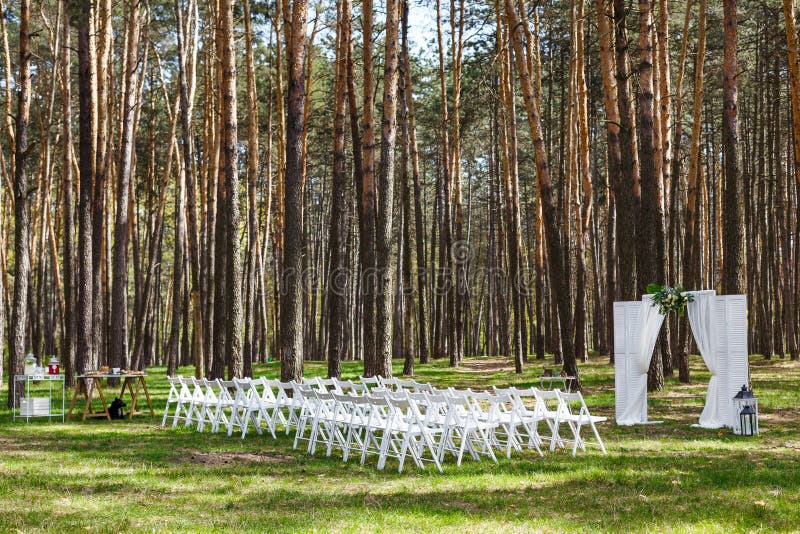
[591,422,607,454]
[161,400,172,428]
[171,403,182,429]
[399,436,410,473]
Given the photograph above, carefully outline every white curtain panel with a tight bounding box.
[617,296,665,425]
[687,290,724,428]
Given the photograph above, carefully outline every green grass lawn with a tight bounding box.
[0,354,798,533]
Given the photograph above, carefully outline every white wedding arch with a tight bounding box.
[613,290,749,428]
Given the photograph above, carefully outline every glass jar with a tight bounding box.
[24,353,36,376]
[48,356,60,375]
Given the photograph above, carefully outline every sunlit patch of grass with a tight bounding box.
[1,354,799,532]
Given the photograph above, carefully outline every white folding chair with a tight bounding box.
[227,378,254,437]
[337,393,371,463]
[273,381,299,433]
[196,379,221,432]
[184,378,207,429]
[162,377,183,428]
[378,376,400,391]
[394,379,417,392]
[292,384,317,450]
[412,382,435,394]
[361,395,393,467]
[402,392,445,472]
[493,386,545,456]
[359,376,381,392]
[439,391,497,466]
[307,390,338,455]
[317,377,343,394]
[555,391,608,456]
[480,391,522,458]
[168,377,195,428]
[240,377,278,439]
[533,388,565,451]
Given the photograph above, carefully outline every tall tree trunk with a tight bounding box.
[596,0,620,363]
[75,0,94,376]
[220,0,243,379]
[327,0,350,379]
[575,0,593,365]
[176,0,204,378]
[8,0,32,408]
[60,0,76,386]
[636,0,665,391]
[785,0,800,181]
[399,19,415,375]
[434,0,453,362]
[281,0,309,382]
[243,0,260,379]
[402,2,429,364]
[375,0,401,378]
[360,0,378,375]
[111,0,141,375]
[722,0,744,295]
[680,0,708,382]
[450,0,466,367]
[613,0,640,300]
[504,0,580,387]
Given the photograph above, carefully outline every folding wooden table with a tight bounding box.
[67,373,155,421]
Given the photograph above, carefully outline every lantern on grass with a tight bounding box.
[733,385,758,436]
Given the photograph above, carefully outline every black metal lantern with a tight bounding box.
[733,384,759,436]
[738,404,757,437]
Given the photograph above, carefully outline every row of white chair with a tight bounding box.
[161,375,607,471]
[162,377,300,439]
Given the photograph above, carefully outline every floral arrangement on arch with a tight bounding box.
[647,284,695,316]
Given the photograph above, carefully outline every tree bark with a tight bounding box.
[243,0,260,379]
[220,0,243,379]
[175,0,204,378]
[401,3,429,364]
[360,0,378,375]
[61,0,76,386]
[8,0,32,408]
[375,0,401,378]
[636,0,665,391]
[613,0,640,301]
[722,0,745,295]
[504,0,580,387]
[111,0,141,375]
[281,0,309,382]
[327,0,350,379]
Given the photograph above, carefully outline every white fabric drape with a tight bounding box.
[617,296,665,425]
[687,291,724,428]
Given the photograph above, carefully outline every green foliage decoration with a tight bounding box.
[647,283,695,316]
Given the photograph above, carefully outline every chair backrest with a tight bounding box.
[233,377,257,406]
[556,390,589,417]
[190,377,206,398]
[200,378,219,400]
[376,376,397,389]
[349,382,369,396]
[359,376,381,390]
[412,382,434,394]
[177,377,193,396]
[395,379,416,391]
[218,380,236,403]
[532,388,560,415]
[318,378,340,392]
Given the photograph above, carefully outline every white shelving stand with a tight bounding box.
[13,374,66,423]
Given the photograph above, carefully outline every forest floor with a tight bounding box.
[0,354,798,533]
